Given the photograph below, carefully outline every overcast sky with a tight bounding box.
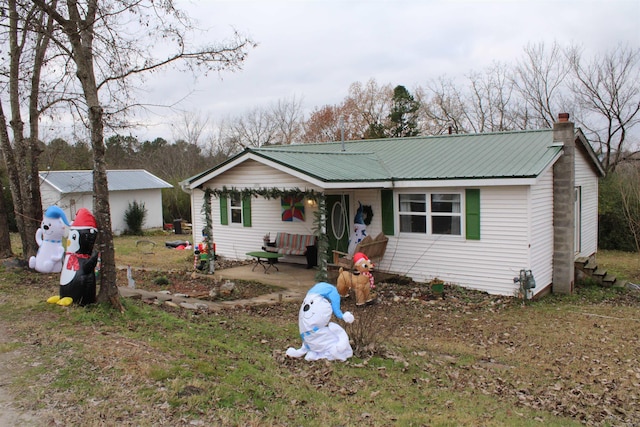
[127,0,639,142]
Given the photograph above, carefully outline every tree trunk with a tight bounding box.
[63,0,122,311]
[1,1,44,261]
[89,106,122,311]
[0,167,13,258]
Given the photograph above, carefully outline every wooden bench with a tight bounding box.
[332,232,389,269]
[264,232,315,256]
[263,232,317,267]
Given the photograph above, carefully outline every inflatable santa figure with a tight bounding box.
[47,208,99,307]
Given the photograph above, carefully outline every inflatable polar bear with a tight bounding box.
[29,206,69,273]
[286,282,354,361]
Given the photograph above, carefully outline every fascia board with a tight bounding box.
[391,177,539,188]
[39,177,65,194]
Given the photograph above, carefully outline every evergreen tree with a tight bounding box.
[388,85,420,138]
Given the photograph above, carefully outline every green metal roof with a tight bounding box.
[187,129,566,186]
[252,129,561,182]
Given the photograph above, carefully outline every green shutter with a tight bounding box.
[242,195,252,227]
[381,189,395,236]
[220,197,228,225]
[465,189,480,240]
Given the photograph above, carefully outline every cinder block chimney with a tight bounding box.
[552,112,575,294]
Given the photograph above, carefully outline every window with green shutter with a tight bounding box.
[242,195,252,227]
[465,189,480,240]
[220,194,252,227]
[381,189,395,236]
[220,197,228,225]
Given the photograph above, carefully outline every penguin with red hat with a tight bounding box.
[47,208,99,306]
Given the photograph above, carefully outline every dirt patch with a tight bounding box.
[0,326,39,426]
[117,264,282,302]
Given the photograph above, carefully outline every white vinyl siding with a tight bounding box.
[385,186,531,295]
[40,183,165,235]
[529,168,554,296]
[201,160,321,262]
[575,147,599,257]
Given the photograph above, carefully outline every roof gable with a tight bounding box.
[40,169,173,194]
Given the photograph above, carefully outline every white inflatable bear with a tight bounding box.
[286,282,354,361]
[29,206,69,273]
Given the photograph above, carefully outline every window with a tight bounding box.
[399,192,462,236]
[399,194,427,233]
[219,193,251,227]
[431,194,461,235]
[230,193,243,224]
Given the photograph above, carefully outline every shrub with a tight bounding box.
[124,201,147,235]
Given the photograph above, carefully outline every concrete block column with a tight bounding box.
[552,113,575,294]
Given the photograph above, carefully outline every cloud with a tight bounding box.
[120,0,640,141]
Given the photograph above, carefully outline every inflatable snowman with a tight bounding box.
[29,206,69,273]
[286,282,354,361]
[47,208,99,307]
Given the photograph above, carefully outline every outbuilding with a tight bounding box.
[39,169,173,235]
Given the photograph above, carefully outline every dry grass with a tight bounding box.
[597,250,640,284]
[1,236,640,426]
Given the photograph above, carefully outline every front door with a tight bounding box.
[326,194,350,259]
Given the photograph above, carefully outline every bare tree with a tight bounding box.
[202,118,244,160]
[0,0,56,260]
[616,162,640,252]
[303,104,346,143]
[171,110,211,147]
[229,106,278,148]
[345,79,394,138]
[466,62,520,132]
[568,44,640,172]
[271,95,305,145]
[511,41,572,129]
[30,0,254,309]
[421,76,469,134]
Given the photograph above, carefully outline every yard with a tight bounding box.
[0,233,639,426]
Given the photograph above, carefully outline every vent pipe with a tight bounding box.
[340,116,345,151]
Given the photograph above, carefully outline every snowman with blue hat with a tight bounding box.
[286,282,355,361]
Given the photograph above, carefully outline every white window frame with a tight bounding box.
[229,193,243,225]
[398,191,463,236]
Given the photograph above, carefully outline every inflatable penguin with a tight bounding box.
[29,206,69,273]
[47,208,99,307]
[286,282,355,361]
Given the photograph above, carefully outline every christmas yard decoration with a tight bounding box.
[286,282,354,361]
[336,252,376,306]
[47,208,99,307]
[29,206,69,273]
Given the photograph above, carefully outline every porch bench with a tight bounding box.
[332,232,389,270]
[264,232,316,256]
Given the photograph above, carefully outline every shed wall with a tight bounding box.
[39,183,164,234]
